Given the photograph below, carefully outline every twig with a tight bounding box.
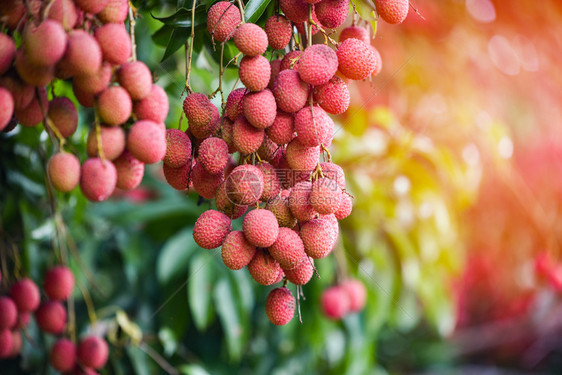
[236,0,245,21]
[139,342,179,375]
[184,0,197,94]
[128,2,137,61]
[76,277,97,324]
[94,121,106,162]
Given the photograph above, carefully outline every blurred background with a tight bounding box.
[1,0,562,373]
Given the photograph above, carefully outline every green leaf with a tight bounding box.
[152,7,205,27]
[188,251,216,331]
[355,0,377,25]
[213,277,243,360]
[161,27,190,62]
[156,227,197,284]
[152,25,175,47]
[244,0,272,23]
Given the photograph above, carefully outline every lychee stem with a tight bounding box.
[236,0,246,22]
[184,0,197,93]
[94,121,107,162]
[42,0,55,21]
[209,43,225,103]
[308,19,338,47]
[128,2,138,61]
[409,1,426,20]
[320,143,332,162]
[307,5,313,48]
[38,87,66,150]
[77,278,98,324]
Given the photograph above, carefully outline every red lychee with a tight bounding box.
[226,164,265,205]
[77,336,109,369]
[337,38,377,80]
[47,97,78,138]
[298,44,338,86]
[50,338,77,372]
[221,231,257,270]
[280,50,302,71]
[314,76,350,115]
[97,0,128,23]
[193,210,232,249]
[340,279,367,312]
[266,111,294,145]
[225,88,246,121]
[0,297,17,330]
[163,162,191,191]
[339,25,370,45]
[117,61,153,101]
[0,33,16,75]
[248,250,282,285]
[310,177,342,214]
[239,55,271,92]
[0,329,13,358]
[75,0,110,14]
[280,0,309,23]
[233,116,264,154]
[133,84,169,123]
[73,62,112,96]
[266,191,297,227]
[35,301,67,334]
[268,59,282,89]
[258,162,281,202]
[265,287,295,325]
[375,0,409,24]
[284,256,314,285]
[300,217,338,258]
[321,285,350,320]
[127,120,167,164]
[14,48,54,86]
[285,138,320,172]
[288,181,317,221]
[23,19,67,66]
[198,137,229,175]
[164,128,192,168]
[48,152,81,192]
[215,182,247,219]
[86,125,126,161]
[294,105,334,147]
[114,151,145,190]
[94,23,131,65]
[9,278,40,313]
[61,29,102,76]
[44,266,74,301]
[191,162,224,199]
[243,209,280,248]
[80,158,117,202]
[243,89,277,129]
[234,23,268,56]
[97,86,132,126]
[334,192,352,219]
[272,69,309,114]
[0,88,14,132]
[13,86,49,127]
[207,1,241,42]
[268,227,306,270]
[315,0,348,29]
[264,15,292,50]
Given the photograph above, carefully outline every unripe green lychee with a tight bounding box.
[234,23,268,56]
[248,250,282,285]
[0,297,17,330]
[337,38,377,80]
[339,25,370,45]
[48,152,81,192]
[94,23,131,65]
[284,255,314,285]
[9,278,40,313]
[193,210,232,249]
[23,19,67,66]
[375,0,408,24]
[265,287,295,325]
[280,0,310,23]
[286,138,320,172]
[47,97,78,138]
[97,0,128,23]
[163,162,191,191]
[266,190,297,227]
[316,0,348,29]
[298,44,338,86]
[272,70,310,114]
[294,105,333,147]
[73,62,112,96]
[340,279,367,312]
[97,86,132,126]
[35,301,67,334]
[264,15,292,50]
[226,164,264,205]
[300,217,338,258]
[0,88,14,132]
[314,76,350,115]
[221,231,257,270]
[86,125,126,161]
[133,84,169,123]
[117,61,152,101]
[233,116,264,154]
[215,182,247,219]
[280,50,302,71]
[310,177,342,214]
[80,158,117,202]
[75,0,110,14]
[127,120,166,164]
[207,1,241,42]
[77,336,108,369]
[0,33,16,75]
[164,128,192,168]
[266,111,294,145]
[334,192,352,219]
[239,55,271,92]
[50,338,77,372]
[44,266,74,301]
[192,162,224,199]
[226,88,246,121]
[243,208,280,248]
[321,285,350,319]
[268,227,306,270]
[113,151,144,190]
[288,181,317,221]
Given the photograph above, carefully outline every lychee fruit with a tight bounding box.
[164,128,192,168]
[198,137,229,175]
[127,120,167,164]
[279,0,309,23]
[266,111,294,145]
[73,62,112,96]
[44,0,78,29]
[225,164,264,205]
[272,70,310,114]
[233,116,264,154]
[94,23,131,65]
[35,301,67,334]
[117,61,153,101]
[221,231,257,270]
[0,329,13,358]
[247,250,281,285]
[337,38,377,80]
[320,162,345,188]
[14,48,55,86]
[13,86,49,127]
[288,181,317,221]
[294,105,334,147]
[191,162,224,199]
[80,158,117,201]
[340,279,367,312]
[47,97,78,138]
[268,59,282,89]
[75,0,110,14]
[298,44,338,86]
[0,74,34,110]
[257,135,279,162]
[266,191,297,227]
[314,76,350,115]
[97,86,132,126]
[9,278,40,312]
[50,338,77,372]
[265,287,295,325]
[371,46,382,76]
[300,217,337,258]
[321,286,350,319]
[133,84,169,123]
[0,33,16,75]
[8,330,21,357]
[334,192,352,219]
[243,208,280,248]
[226,88,246,121]
[243,89,277,129]
[239,55,271,92]
[97,0,128,23]
[315,0,349,29]
[234,23,268,56]
[114,151,145,190]
[77,336,108,369]
[264,15,292,50]
[268,227,306,270]
[206,1,241,42]
[258,162,281,202]
[284,256,314,285]
[44,266,74,301]
[375,0,408,24]
[215,182,247,219]
[183,92,215,134]
[193,209,232,249]
[310,177,342,214]
[86,125,126,161]
[339,25,370,45]
[61,29,102,76]
[48,152,81,192]
[0,88,14,132]
[285,138,320,172]
[0,297,17,330]
[163,162,191,191]
[280,50,302,71]
[23,19,67,66]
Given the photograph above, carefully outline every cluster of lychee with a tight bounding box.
[0,0,169,202]
[0,267,109,373]
[321,278,367,320]
[161,0,409,326]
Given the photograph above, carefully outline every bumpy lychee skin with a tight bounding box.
[340,279,367,312]
[337,38,377,80]
[0,75,34,110]
[321,286,351,320]
[226,88,246,121]
[248,250,282,286]
[268,227,306,270]
[300,217,338,259]
[316,0,348,28]
[62,30,102,76]
[198,137,229,175]
[163,162,190,191]
[294,105,334,147]
[94,23,131,65]
[375,0,408,24]
[266,191,297,227]
[320,162,345,189]
[371,46,382,76]
[47,97,78,138]
[334,192,352,219]
[47,152,80,192]
[266,287,295,325]
[24,19,67,66]
[193,210,232,249]
[266,111,294,145]
[286,138,321,172]
[256,162,280,202]
[75,0,110,14]
[310,177,342,214]
[233,116,264,154]
[35,301,67,334]
[14,48,55,87]
[243,89,277,129]
[239,55,271,92]
[280,50,302,71]
[117,61,152,101]
[265,15,292,50]
[272,70,309,114]
[268,59,281,89]
[288,181,317,221]
[44,266,74,301]
[50,338,77,372]
[114,151,145,190]
[127,120,167,164]
[280,0,309,23]
[314,76,350,115]
[284,256,314,285]
[220,117,236,153]
[80,158,117,202]
[221,231,257,270]
[183,92,214,129]
[73,62,112,96]
[339,25,370,45]
[0,297,17,330]
[133,84,169,123]
[97,86,132,126]
[226,164,264,205]
[192,162,224,199]
[243,209,280,248]
[13,86,49,127]
[0,34,16,75]
[164,129,192,168]
[10,278,40,313]
[86,126,126,161]
[207,1,241,42]
[298,44,338,86]
[215,182,247,219]
[97,0,128,23]
[78,336,108,369]
[257,135,278,162]
[234,23,268,56]
[0,329,13,358]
